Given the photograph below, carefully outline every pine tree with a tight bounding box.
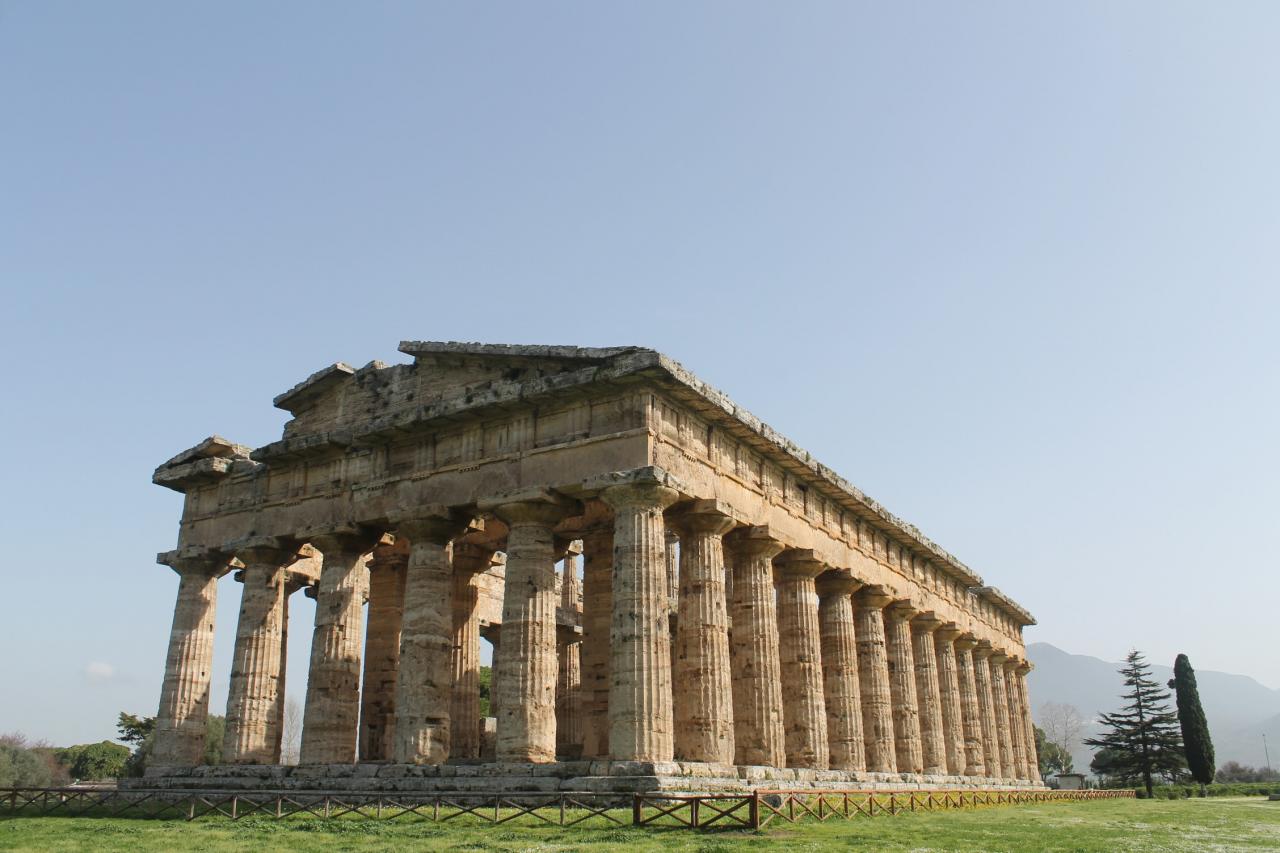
[1084,650,1185,796]
[1168,653,1215,795]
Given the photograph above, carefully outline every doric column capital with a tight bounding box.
[157,547,231,579]
[452,541,498,575]
[302,524,382,558]
[911,611,945,634]
[885,599,919,622]
[389,506,472,545]
[481,488,580,527]
[723,525,784,561]
[953,633,980,652]
[599,482,680,513]
[815,570,861,599]
[853,583,894,610]
[666,499,736,538]
[1016,660,1034,676]
[1001,656,1024,673]
[773,548,826,581]
[367,538,409,573]
[934,622,963,643]
[989,650,1010,667]
[229,535,299,569]
[972,640,995,660]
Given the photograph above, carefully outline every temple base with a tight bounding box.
[128,761,1046,793]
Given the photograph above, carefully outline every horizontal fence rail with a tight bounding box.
[0,787,1133,830]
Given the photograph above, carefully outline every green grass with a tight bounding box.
[2,796,1278,852]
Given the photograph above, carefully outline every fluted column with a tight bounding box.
[555,544,583,758]
[668,502,736,764]
[774,550,829,770]
[910,613,948,776]
[971,642,1003,779]
[1000,656,1028,780]
[1015,662,1041,781]
[152,549,228,766]
[451,541,495,760]
[885,601,923,774]
[816,573,864,771]
[602,480,679,762]
[724,527,785,768]
[953,635,986,777]
[578,523,613,759]
[224,538,294,764]
[989,651,1016,778]
[854,586,896,774]
[933,624,967,776]
[358,540,407,761]
[300,528,377,764]
[484,494,573,763]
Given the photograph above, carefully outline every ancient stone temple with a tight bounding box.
[139,343,1042,793]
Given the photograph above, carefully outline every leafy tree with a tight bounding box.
[203,716,225,766]
[479,665,492,718]
[1034,723,1075,775]
[117,712,155,777]
[57,741,130,780]
[1084,650,1186,796]
[1168,653,1215,795]
[0,733,53,787]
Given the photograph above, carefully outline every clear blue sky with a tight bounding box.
[2,2,1277,746]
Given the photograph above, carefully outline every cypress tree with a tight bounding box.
[1168,653,1215,795]
[1084,649,1185,796]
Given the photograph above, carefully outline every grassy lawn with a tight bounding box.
[1,796,1278,852]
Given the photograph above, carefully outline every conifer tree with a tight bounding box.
[1084,650,1185,796]
[1168,653,1215,795]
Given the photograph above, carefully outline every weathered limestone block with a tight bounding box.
[724,527,786,768]
[988,652,1017,779]
[578,522,612,759]
[668,502,736,765]
[971,642,1003,779]
[933,624,967,776]
[816,573,864,772]
[484,492,574,763]
[1000,656,1028,780]
[359,539,407,762]
[300,528,378,764]
[953,635,986,777]
[1015,663,1041,781]
[910,613,948,776]
[224,538,294,764]
[774,550,829,770]
[885,601,924,775]
[602,479,679,762]
[451,540,496,760]
[854,586,897,774]
[152,550,228,767]
[555,545,583,757]
[389,511,469,764]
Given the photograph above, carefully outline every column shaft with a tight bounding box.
[669,508,736,764]
[578,528,613,759]
[300,533,373,764]
[817,576,864,771]
[450,543,493,760]
[603,482,679,762]
[854,588,896,774]
[1016,666,1042,781]
[1000,658,1028,780]
[555,548,583,757]
[911,617,948,776]
[885,603,923,774]
[359,546,406,761]
[954,638,986,777]
[972,646,1003,779]
[775,554,829,770]
[152,554,224,766]
[224,556,288,763]
[725,529,785,768]
[934,627,967,776]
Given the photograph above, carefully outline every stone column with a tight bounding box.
[555,545,583,758]
[988,651,1016,779]
[774,550,829,770]
[224,538,294,764]
[602,480,680,762]
[816,573,864,772]
[724,527,785,768]
[451,541,495,760]
[953,635,986,777]
[485,492,573,763]
[668,502,736,764]
[358,540,407,761]
[578,524,613,759]
[1000,656,1029,780]
[885,601,923,775]
[300,528,377,764]
[1015,662,1041,781]
[386,512,468,764]
[854,586,896,774]
[971,642,1003,779]
[933,624,967,776]
[152,549,227,766]
[910,613,948,777]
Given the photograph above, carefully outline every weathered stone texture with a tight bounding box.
[910,614,948,776]
[359,541,406,762]
[578,525,613,760]
[933,624,968,776]
[972,643,1003,779]
[774,551,829,770]
[854,586,896,774]
[953,636,987,777]
[725,528,786,768]
[555,547,583,757]
[816,573,864,771]
[451,541,495,760]
[885,601,924,775]
[224,542,292,764]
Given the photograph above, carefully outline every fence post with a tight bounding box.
[749,792,760,830]
[632,794,642,826]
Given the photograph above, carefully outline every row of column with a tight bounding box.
[151,488,1038,782]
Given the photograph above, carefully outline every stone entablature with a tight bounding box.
[144,343,1041,793]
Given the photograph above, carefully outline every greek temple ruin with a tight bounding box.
[138,342,1043,793]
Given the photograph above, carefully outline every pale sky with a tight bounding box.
[2,2,1278,746]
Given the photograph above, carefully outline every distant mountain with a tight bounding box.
[1026,642,1280,771]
